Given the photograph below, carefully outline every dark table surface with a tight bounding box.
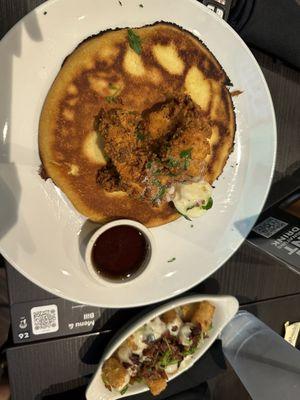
[1,1,300,399]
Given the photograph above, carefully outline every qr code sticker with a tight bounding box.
[31,305,59,335]
[252,217,288,238]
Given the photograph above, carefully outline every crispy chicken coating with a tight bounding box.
[191,301,215,333]
[141,97,183,144]
[96,108,149,197]
[96,95,212,204]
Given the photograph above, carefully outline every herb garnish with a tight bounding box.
[202,197,213,210]
[127,28,142,55]
[177,210,192,221]
[167,158,179,168]
[180,148,192,170]
[146,161,152,169]
[105,83,121,103]
[155,185,166,201]
[152,179,162,187]
[104,96,117,104]
[186,204,196,211]
[168,257,176,263]
[120,385,128,395]
[139,3,144,7]
[182,346,197,356]
[159,349,179,368]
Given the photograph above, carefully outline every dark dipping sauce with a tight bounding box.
[91,225,149,281]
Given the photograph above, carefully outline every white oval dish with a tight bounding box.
[85,219,155,286]
[86,295,239,400]
[0,0,276,307]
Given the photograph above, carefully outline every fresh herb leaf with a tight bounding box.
[159,347,179,368]
[152,179,162,187]
[183,159,190,170]
[153,169,162,175]
[120,385,128,395]
[177,210,192,221]
[146,161,152,169]
[186,204,197,211]
[202,197,213,210]
[179,149,192,170]
[127,28,142,55]
[182,346,197,356]
[167,158,179,168]
[167,257,176,263]
[105,82,122,103]
[104,95,118,103]
[156,185,166,199]
[159,350,171,368]
[180,148,192,159]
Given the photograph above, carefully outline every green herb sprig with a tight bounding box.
[202,197,213,210]
[127,28,142,55]
[120,385,128,395]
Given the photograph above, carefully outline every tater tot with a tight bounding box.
[191,301,215,332]
[125,335,138,352]
[160,309,177,324]
[180,303,197,322]
[102,357,129,390]
[146,377,167,396]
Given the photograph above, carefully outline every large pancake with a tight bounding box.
[39,22,235,227]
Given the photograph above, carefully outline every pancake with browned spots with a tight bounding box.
[39,22,235,227]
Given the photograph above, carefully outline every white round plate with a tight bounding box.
[86,295,239,400]
[0,0,276,307]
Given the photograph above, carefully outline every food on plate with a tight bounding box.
[39,22,235,227]
[101,301,215,396]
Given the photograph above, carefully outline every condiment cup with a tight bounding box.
[85,219,155,286]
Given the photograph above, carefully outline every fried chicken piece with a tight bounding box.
[96,160,121,192]
[97,108,149,197]
[95,95,212,205]
[141,97,183,144]
[191,301,215,333]
[146,377,167,396]
[102,357,130,391]
[160,97,212,180]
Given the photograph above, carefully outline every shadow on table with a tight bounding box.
[0,6,43,242]
[37,378,88,399]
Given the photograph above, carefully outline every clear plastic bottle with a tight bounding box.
[221,310,300,399]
